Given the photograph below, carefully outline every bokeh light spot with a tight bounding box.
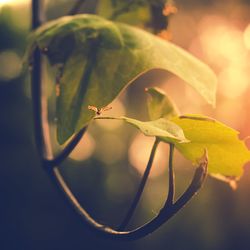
[218,67,250,99]
[95,133,125,164]
[0,50,22,81]
[69,132,95,162]
[129,133,168,178]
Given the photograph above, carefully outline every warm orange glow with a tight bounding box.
[128,133,168,178]
[158,30,172,41]
[218,67,250,99]
[215,99,246,129]
[195,15,250,101]
[199,18,247,67]
[69,132,95,162]
[162,4,178,16]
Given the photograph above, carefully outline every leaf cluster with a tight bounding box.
[26,14,250,184]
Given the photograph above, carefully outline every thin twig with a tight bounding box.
[44,127,87,167]
[165,143,175,207]
[45,155,208,240]
[173,150,208,209]
[68,0,86,15]
[32,0,45,29]
[118,139,160,230]
[31,0,47,161]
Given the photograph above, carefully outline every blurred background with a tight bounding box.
[1,0,250,249]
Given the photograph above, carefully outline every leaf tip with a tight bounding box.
[210,173,239,190]
[179,138,190,144]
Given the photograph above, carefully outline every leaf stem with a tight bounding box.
[165,143,175,207]
[45,156,207,240]
[44,127,87,167]
[118,138,160,230]
[32,0,49,162]
[94,116,118,120]
[171,154,208,210]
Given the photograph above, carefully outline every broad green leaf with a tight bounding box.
[96,116,188,143]
[146,87,179,120]
[27,14,217,144]
[171,114,250,179]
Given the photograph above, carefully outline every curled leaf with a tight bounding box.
[26,14,217,144]
[146,87,179,120]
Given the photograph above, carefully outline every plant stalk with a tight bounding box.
[165,143,175,207]
[118,138,160,230]
[31,0,208,240]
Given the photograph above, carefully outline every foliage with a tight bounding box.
[97,116,188,143]
[25,7,250,185]
[146,87,179,119]
[172,114,250,178]
[96,88,250,181]
[27,14,216,144]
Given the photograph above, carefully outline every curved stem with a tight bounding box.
[165,143,175,207]
[44,126,87,167]
[173,151,208,209]
[32,0,49,162]
[118,139,160,230]
[31,0,208,241]
[45,156,207,241]
[32,0,45,29]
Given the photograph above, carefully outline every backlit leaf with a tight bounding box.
[171,114,250,179]
[146,87,179,120]
[27,14,217,144]
[96,116,188,143]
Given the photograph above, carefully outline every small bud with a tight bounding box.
[162,4,178,16]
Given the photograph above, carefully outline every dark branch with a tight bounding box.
[68,0,86,15]
[44,127,87,167]
[150,3,168,34]
[118,139,160,230]
[31,0,48,162]
[165,143,175,207]
[32,0,45,29]
[173,151,208,210]
[44,156,208,241]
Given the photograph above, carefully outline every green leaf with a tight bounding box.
[171,114,250,179]
[146,87,179,120]
[27,14,217,144]
[96,116,188,143]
